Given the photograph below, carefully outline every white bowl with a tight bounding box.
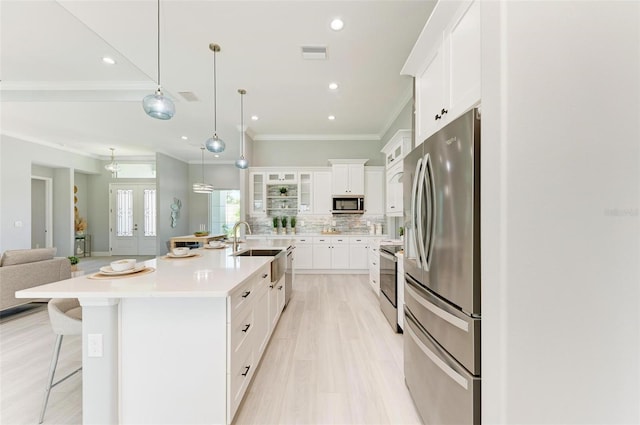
[110,259,136,272]
[172,247,190,256]
[208,241,224,248]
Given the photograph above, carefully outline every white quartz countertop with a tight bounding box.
[15,239,293,300]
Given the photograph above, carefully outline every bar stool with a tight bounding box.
[39,298,82,424]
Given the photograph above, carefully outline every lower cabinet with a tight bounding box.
[228,263,282,422]
[368,241,381,295]
[312,236,349,269]
[348,237,369,270]
[294,237,313,269]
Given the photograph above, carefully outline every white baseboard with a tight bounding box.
[91,251,111,257]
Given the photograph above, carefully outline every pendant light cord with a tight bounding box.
[240,91,244,157]
[156,0,161,87]
[201,147,206,181]
[213,48,217,133]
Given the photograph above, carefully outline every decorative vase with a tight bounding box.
[291,228,296,235]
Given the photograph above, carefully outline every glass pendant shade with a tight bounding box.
[143,88,175,120]
[235,156,248,169]
[143,0,174,120]
[205,134,225,153]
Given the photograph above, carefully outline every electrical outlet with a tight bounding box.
[14,221,23,228]
[88,334,103,357]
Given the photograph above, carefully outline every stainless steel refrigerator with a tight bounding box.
[403,108,481,425]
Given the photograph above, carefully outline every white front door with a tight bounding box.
[110,184,157,256]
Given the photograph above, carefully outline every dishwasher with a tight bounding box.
[284,246,294,307]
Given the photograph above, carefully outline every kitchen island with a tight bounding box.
[16,239,293,425]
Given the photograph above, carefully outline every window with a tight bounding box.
[210,190,240,237]
[114,163,156,179]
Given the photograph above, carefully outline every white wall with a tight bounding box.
[188,164,240,234]
[481,1,639,423]
[0,135,102,253]
[156,153,189,255]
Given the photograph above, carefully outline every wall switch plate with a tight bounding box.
[14,221,23,228]
[300,221,305,226]
[88,333,103,357]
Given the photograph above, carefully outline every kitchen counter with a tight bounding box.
[15,238,293,425]
[16,238,291,299]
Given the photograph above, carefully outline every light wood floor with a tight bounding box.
[0,274,420,425]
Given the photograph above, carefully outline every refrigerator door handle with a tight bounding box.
[416,157,428,271]
[405,281,469,332]
[410,157,424,267]
[405,315,469,390]
[423,154,436,270]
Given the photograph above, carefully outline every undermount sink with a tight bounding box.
[232,249,283,257]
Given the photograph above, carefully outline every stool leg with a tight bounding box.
[39,334,63,424]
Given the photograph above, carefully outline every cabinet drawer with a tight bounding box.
[230,277,256,318]
[331,236,349,245]
[295,237,313,245]
[348,236,369,245]
[313,236,331,244]
[229,342,255,418]
[230,305,255,355]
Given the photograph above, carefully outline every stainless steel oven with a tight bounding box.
[379,245,401,332]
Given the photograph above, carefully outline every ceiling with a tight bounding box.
[0,0,436,163]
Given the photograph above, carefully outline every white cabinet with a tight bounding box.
[405,0,481,143]
[294,237,313,269]
[228,264,270,418]
[348,237,369,270]
[268,275,285,330]
[312,236,349,270]
[266,171,297,184]
[313,171,332,214]
[386,162,403,216]
[381,129,412,168]
[364,167,385,215]
[331,163,365,195]
[368,240,381,295]
[297,172,313,214]
[249,172,266,216]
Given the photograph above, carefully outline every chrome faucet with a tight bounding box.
[232,221,252,252]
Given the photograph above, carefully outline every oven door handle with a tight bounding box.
[379,250,397,262]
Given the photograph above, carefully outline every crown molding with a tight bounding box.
[252,133,380,142]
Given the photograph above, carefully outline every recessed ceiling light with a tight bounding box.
[251,115,259,121]
[102,56,116,65]
[330,18,344,31]
[214,154,220,158]
[181,136,188,140]
[329,82,339,90]
[328,115,336,121]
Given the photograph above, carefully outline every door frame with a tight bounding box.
[109,183,157,255]
[31,175,53,248]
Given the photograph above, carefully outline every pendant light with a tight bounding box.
[142,0,175,120]
[205,43,225,153]
[235,89,249,169]
[104,148,121,173]
[193,147,214,194]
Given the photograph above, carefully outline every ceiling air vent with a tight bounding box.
[301,46,327,60]
[178,91,199,102]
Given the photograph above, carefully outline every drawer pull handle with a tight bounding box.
[278,286,283,290]
[269,284,274,289]
[262,273,268,279]
[242,324,251,333]
[241,291,251,298]
[241,366,251,377]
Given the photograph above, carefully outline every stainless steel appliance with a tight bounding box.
[403,108,481,425]
[331,195,365,213]
[379,244,402,332]
[284,246,294,307]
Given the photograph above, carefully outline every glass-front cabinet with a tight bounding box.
[266,171,297,184]
[250,172,266,216]
[297,172,313,214]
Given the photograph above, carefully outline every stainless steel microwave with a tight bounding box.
[332,195,365,214]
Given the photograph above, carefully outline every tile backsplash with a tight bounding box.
[247,214,386,235]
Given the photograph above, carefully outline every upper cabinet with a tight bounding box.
[313,171,332,215]
[364,168,385,215]
[329,159,367,195]
[249,172,266,216]
[402,0,481,144]
[381,129,412,169]
[266,171,297,184]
